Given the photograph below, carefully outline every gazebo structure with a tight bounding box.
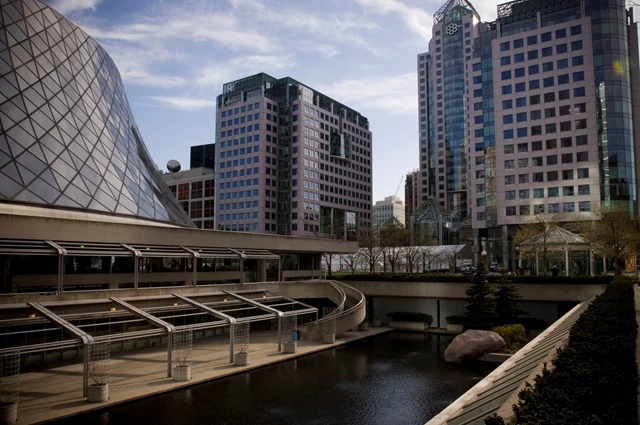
[518,227,594,277]
[411,197,455,245]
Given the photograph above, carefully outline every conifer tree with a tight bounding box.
[493,272,527,325]
[463,257,496,330]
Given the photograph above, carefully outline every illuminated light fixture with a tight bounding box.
[28,314,36,319]
[173,302,178,306]
[146,247,150,250]
[110,307,116,312]
[262,295,266,299]
[223,298,227,302]
[198,249,202,252]
[79,245,85,248]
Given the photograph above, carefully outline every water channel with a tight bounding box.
[57,332,495,425]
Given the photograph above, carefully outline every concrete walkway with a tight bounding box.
[17,327,392,424]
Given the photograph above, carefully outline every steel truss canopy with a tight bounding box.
[0,290,317,357]
[0,238,279,260]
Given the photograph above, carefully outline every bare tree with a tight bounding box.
[338,253,363,274]
[580,204,639,276]
[359,232,383,273]
[402,245,424,273]
[324,253,334,277]
[421,246,442,273]
[439,247,459,273]
[513,213,560,276]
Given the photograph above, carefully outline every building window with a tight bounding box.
[578,184,590,195]
[563,202,575,213]
[505,190,516,200]
[506,206,516,216]
[178,183,189,200]
[548,187,559,197]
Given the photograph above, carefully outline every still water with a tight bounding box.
[58,332,495,425]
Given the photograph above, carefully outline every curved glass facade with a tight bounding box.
[0,0,194,227]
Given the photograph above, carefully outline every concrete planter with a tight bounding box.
[447,323,464,333]
[323,333,336,344]
[234,352,249,366]
[358,322,369,331]
[0,402,17,424]
[372,319,382,327]
[389,321,430,332]
[283,341,297,354]
[87,383,108,403]
[173,365,191,382]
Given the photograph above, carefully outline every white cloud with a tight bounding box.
[319,72,417,115]
[149,97,218,111]
[47,0,100,14]
[354,0,433,42]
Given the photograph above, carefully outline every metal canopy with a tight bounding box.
[0,238,280,261]
[0,239,59,255]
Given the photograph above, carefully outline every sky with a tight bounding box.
[43,0,499,203]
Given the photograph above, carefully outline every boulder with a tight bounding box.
[444,330,506,363]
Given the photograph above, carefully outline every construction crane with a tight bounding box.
[394,175,405,199]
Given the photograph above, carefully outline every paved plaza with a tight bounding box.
[17,327,391,424]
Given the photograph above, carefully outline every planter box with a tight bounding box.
[389,321,430,332]
[446,323,464,333]
[87,383,108,403]
[283,341,297,354]
[173,365,191,382]
[323,333,336,344]
[234,352,249,366]
[358,322,369,331]
[372,319,382,327]
[0,402,17,424]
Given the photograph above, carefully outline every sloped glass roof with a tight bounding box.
[520,227,591,246]
[0,0,193,227]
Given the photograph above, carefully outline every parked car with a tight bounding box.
[489,262,499,272]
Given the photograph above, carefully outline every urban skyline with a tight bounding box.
[41,0,504,204]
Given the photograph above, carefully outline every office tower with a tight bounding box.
[404,169,421,229]
[163,165,216,229]
[216,73,372,239]
[373,196,405,229]
[418,0,639,267]
[190,143,216,170]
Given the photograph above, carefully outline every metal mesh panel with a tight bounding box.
[87,342,110,386]
[283,315,298,342]
[172,330,193,367]
[0,351,19,404]
[322,307,336,335]
[234,323,250,354]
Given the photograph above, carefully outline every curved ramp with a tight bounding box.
[289,280,366,341]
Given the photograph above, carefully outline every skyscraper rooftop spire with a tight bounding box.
[433,0,481,24]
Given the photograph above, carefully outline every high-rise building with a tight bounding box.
[163,165,216,229]
[373,196,405,229]
[190,143,215,170]
[404,170,421,229]
[418,0,640,268]
[215,73,372,239]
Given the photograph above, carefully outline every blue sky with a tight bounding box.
[44,0,498,202]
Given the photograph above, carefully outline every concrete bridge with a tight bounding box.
[342,280,606,329]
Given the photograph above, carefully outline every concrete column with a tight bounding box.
[167,332,173,378]
[565,249,570,277]
[590,250,595,276]
[239,259,245,284]
[229,324,234,363]
[536,252,539,275]
[257,259,267,282]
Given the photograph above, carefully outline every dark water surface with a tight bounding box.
[57,332,495,425]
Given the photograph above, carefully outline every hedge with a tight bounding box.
[387,311,433,325]
[337,273,613,285]
[486,281,638,425]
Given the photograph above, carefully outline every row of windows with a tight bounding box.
[502,70,584,84]
[169,180,215,200]
[504,201,591,216]
[499,135,588,156]
[219,135,260,148]
[219,178,260,190]
[504,156,590,169]
[475,87,585,113]
[503,184,590,201]
[502,120,587,138]
[220,124,260,138]
[220,146,259,158]
[219,168,260,180]
[219,190,260,200]
[500,41,583,66]
[220,102,261,118]
[219,159,260,169]
[220,113,260,128]
[499,25,582,52]
[218,211,260,220]
[502,104,586,125]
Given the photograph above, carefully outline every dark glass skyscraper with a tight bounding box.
[190,143,215,170]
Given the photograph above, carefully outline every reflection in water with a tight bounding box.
[58,333,495,425]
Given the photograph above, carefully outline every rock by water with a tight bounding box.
[444,330,506,363]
